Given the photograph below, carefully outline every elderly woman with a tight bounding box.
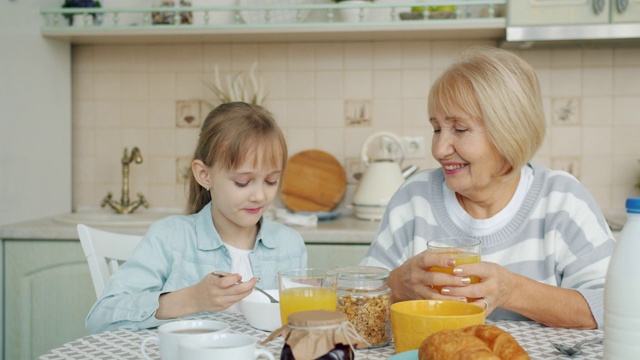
[360,47,615,330]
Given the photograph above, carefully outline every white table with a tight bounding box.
[39,312,603,359]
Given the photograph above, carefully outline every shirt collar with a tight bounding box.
[195,202,277,250]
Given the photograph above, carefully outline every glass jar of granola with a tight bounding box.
[335,266,392,348]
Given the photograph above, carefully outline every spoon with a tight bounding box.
[552,337,603,356]
[211,272,279,303]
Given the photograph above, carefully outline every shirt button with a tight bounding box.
[140,311,147,318]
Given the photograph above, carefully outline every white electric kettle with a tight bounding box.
[352,131,417,221]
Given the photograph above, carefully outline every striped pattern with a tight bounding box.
[361,164,615,328]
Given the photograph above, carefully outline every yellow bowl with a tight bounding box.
[390,300,485,353]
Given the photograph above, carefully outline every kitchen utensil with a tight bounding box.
[280,150,346,212]
[212,271,278,303]
[352,131,417,220]
[552,337,603,356]
[253,285,279,304]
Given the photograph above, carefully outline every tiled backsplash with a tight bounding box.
[71,40,640,215]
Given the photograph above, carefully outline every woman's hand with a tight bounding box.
[387,250,472,303]
[438,261,516,316]
[156,272,258,319]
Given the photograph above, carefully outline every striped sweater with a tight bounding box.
[361,163,615,328]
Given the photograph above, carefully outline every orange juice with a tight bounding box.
[279,287,337,325]
[429,251,480,300]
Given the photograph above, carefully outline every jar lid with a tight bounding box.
[288,310,347,327]
[335,266,390,280]
[627,198,640,213]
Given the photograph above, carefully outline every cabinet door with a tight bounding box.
[611,0,640,22]
[508,0,611,26]
[4,240,95,360]
[306,244,371,269]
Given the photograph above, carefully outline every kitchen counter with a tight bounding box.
[0,212,381,244]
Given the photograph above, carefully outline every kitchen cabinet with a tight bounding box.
[39,2,508,45]
[3,240,95,360]
[306,243,370,268]
[508,0,640,26]
[505,0,640,44]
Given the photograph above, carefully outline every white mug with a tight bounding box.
[140,319,230,360]
[178,332,274,360]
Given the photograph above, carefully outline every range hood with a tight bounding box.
[503,22,640,49]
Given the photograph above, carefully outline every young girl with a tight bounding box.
[86,102,307,333]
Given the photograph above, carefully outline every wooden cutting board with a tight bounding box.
[280,150,346,212]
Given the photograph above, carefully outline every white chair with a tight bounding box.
[77,224,143,298]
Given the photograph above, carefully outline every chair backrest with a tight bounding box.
[77,224,143,298]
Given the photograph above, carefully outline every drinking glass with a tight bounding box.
[278,268,338,325]
[427,237,481,301]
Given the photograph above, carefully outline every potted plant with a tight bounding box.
[62,0,103,26]
[334,0,373,22]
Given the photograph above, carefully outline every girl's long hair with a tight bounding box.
[186,102,287,214]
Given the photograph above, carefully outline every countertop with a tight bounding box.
[0,212,381,245]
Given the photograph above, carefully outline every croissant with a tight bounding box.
[419,325,529,360]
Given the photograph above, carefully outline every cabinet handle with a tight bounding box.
[593,0,606,14]
[616,0,629,13]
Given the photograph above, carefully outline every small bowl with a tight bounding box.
[390,300,485,353]
[239,289,282,331]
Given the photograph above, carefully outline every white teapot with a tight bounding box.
[352,131,417,220]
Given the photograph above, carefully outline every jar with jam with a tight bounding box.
[335,266,392,348]
[261,310,366,359]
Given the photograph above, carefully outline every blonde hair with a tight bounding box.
[187,102,287,214]
[428,46,546,174]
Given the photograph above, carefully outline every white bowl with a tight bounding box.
[239,289,281,331]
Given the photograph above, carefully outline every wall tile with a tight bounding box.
[316,71,345,99]
[94,101,121,128]
[373,42,402,69]
[316,99,344,128]
[372,98,402,129]
[286,71,315,99]
[401,41,430,69]
[582,127,612,156]
[582,68,613,96]
[287,100,315,128]
[148,73,176,100]
[148,129,176,156]
[259,44,288,71]
[70,41,638,214]
[550,127,581,156]
[583,48,613,67]
[551,49,581,68]
[315,43,344,70]
[613,67,640,95]
[316,128,344,157]
[344,70,372,99]
[288,43,315,70]
[613,97,640,126]
[373,70,402,99]
[344,42,372,70]
[203,44,232,72]
[614,48,640,66]
[549,68,581,97]
[94,73,122,100]
[581,97,613,127]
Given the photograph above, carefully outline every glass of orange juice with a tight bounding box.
[278,268,338,325]
[427,237,481,301]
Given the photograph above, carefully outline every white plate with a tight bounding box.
[239,0,313,24]
[295,210,342,221]
[387,350,417,360]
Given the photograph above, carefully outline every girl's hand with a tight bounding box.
[192,272,258,313]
